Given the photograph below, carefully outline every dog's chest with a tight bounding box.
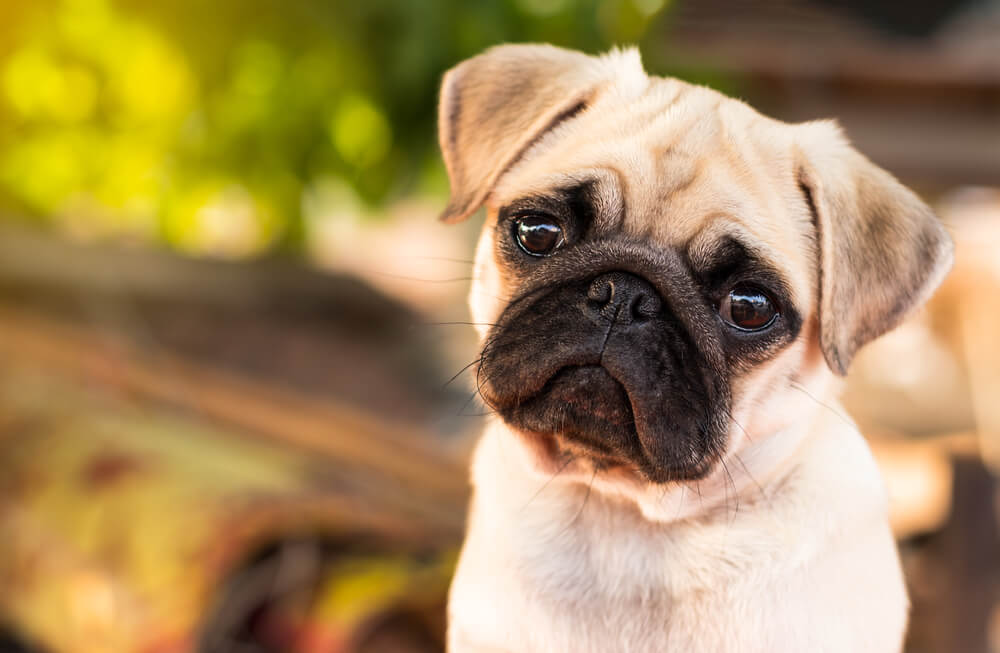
[449,485,791,652]
[448,421,907,653]
[450,524,778,653]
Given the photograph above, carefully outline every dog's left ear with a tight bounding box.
[796,121,953,376]
[437,44,641,223]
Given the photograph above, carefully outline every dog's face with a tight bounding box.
[437,46,952,500]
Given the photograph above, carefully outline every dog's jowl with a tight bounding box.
[438,44,952,653]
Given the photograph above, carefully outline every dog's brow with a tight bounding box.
[688,236,791,293]
[562,181,598,235]
[704,237,750,270]
[498,180,600,234]
[684,234,743,274]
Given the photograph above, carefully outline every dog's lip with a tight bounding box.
[493,362,724,482]
[488,362,612,410]
[511,425,639,475]
[501,364,643,471]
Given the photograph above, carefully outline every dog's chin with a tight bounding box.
[497,366,713,484]
[508,366,634,459]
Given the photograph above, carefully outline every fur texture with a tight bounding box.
[437,44,952,652]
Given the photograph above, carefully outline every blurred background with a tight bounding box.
[0,0,997,651]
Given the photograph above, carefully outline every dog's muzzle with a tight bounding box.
[479,259,730,483]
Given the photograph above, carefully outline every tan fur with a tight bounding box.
[438,44,952,652]
[438,45,647,224]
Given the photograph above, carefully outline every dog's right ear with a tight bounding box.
[437,44,639,223]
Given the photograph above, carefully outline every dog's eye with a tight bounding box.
[719,285,778,331]
[513,215,564,257]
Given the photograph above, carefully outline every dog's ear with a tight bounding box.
[437,44,638,223]
[796,121,953,376]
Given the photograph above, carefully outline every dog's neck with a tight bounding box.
[483,413,817,527]
[457,393,895,647]
[465,416,835,604]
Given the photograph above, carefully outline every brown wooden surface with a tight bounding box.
[654,0,1000,189]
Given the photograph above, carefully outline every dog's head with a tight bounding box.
[437,45,952,500]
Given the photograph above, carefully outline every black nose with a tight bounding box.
[585,272,662,324]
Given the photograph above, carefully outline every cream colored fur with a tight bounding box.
[441,45,948,652]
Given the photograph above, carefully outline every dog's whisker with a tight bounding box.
[561,468,598,534]
[674,483,689,520]
[443,356,485,389]
[468,291,512,304]
[472,363,495,412]
[420,320,501,328]
[457,386,489,417]
[725,409,754,445]
[718,412,769,505]
[720,458,739,524]
[519,457,574,514]
[733,453,769,507]
[398,255,475,265]
[373,272,477,284]
[789,381,859,433]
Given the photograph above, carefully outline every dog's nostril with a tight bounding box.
[587,277,614,306]
[631,292,661,320]
[586,272,662,323]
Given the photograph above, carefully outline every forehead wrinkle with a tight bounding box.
[628,94,737,243]
[588,166,628,234]
[499,80,686,177]
[641,153,750,251]
[612,131,706,237]
[718,115,793,227]
[653,148,705,216]
[490,78,708,222]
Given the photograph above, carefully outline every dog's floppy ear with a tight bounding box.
[437,44,636,223]
[796,121,953,376]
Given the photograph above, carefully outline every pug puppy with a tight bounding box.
[437,44,952,652]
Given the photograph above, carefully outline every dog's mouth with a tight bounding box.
[506,365,640,468]
[480,274,729,483]
[492,362,722,482]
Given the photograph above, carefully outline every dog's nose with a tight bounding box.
[586,272,662,324]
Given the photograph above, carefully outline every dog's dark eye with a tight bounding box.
[719,285,778,331]
[513,215,563,256]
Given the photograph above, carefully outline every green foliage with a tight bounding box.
[0,0,672,257]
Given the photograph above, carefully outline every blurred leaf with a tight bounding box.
[331,93,393,170]
[0,0,672,259]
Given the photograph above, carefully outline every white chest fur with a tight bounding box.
[447,417,907,653]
